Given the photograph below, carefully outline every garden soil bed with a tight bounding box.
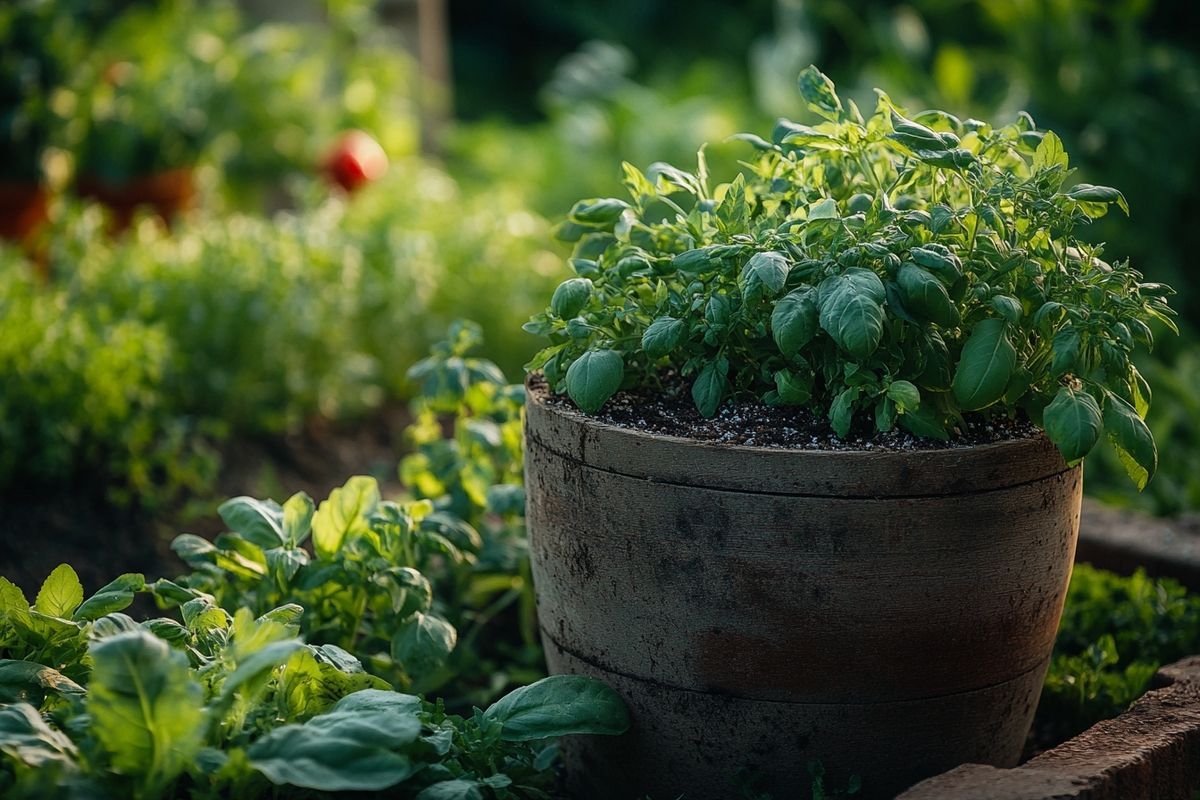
[0,404,409,595]
[537,374,1042,450]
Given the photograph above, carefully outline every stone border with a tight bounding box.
[897,655,1200,799]
[1078,499,1200,590]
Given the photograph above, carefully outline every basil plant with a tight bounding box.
[525,66,1175,488]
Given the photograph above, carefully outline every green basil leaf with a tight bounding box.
[818,270,886,360]
[796,65,843,121]
[74,573,145,622]
[691,357,729,418]
[1103,394,1157,490]
[550,278,594,319]
[642,317,685,359]
[33,564,83,620]
[219,497,285,549]
[88,631,206,791]
[482,675,630,742]
[772,289,819,357]
[739,251,790,299]
[390,613,457,680]
[952,319,1016,410]
[886,380,921,413]
[1043,386,1103,463]
[312,477,381,561]
[565,349,624,413]
[898,264,958,327]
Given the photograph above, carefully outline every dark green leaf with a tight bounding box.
[1044,387,1103,463]
[482,675,630,742]
[691,358,729,418]
[565,349,624,413]
[952,319,1016,410]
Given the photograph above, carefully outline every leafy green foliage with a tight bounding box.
[1040,564,1200,743]
[527,66,1172,485]
[0,558,627,798]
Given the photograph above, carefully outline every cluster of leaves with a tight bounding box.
[0,563,628,799]
[1039,563,1200,742]
[526,66,1174,485]
[172,326,536,707]
[0,0,421,194]
[0,157,556,503]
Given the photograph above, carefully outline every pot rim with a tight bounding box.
[525,375,1070,497]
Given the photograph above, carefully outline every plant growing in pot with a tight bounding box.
[72,2,232,230]
[0,2,85,244]
[522,66,1175,800]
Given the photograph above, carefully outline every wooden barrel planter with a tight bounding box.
[524,379,1083,800]
[77,167,195,232]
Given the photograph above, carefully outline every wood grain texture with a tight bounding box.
[525,384,1083,799]
[549,643,1050,800]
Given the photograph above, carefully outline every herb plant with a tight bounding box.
[174,326,536,705]
[0,564,628,799]
[1039,563,1200,743]
[526,66,1175,486]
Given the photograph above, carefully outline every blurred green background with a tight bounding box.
[2,0,1199,530]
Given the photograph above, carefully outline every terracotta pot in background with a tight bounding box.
[0,182,49,242]
[524,379,1083,800]
[77,167,195,231]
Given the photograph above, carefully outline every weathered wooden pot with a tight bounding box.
[524,380,1082,800]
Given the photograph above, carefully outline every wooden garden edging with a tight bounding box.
[898,655,1200,799]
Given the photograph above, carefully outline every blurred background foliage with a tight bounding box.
[1,0,1198,515]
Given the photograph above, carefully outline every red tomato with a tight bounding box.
[323,130,388,192]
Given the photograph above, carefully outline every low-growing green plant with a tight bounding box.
[526,65,1174,486]
[172,326,537,705]
[1039,563,1200,742]
[0,564,628,799]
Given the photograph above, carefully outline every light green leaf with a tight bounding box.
[1043,387,1103,463]
[952,319,1016,410]
[1033,130,1068,171]
[282,492,315,547]
[887,380,921,413]
[797,65,843,121]
[1103,394,1157,490]
[565,349,624,413]
[88,631,206,792]
[312,477,381,560]
[483,675,630,742]
[34,565,83,620]
[218,497,285,549]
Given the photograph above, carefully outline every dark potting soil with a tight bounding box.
[533,373,1042,452]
